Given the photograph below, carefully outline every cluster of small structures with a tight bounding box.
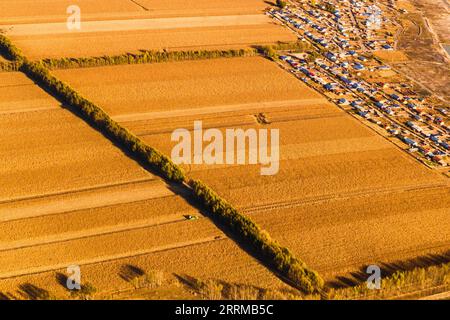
[269,0,449,169]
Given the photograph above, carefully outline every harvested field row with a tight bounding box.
[0,179,175,222]
[0,72,59,114]
[0,108,153,200]
[113,99,327,122]
[0,213,220,277]
[0,196,197,244]
[0,0,142,24]
[53,57,319,117]
[0,0,269,24]
[183,148,444,209]
[4,15,270,36]
[9,25,295,60]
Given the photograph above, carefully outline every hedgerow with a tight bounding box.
[327,262,450,300]
[189,179,324,294]
[41,48,258,70]
[0,61,20,72]
[0,35,24,62]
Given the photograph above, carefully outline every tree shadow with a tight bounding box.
[55,272,70,291]
[327,250,450,290]
[0,292,16,300]
[119,264,146,283]
[18,283,52,300]
[174,273,201,291]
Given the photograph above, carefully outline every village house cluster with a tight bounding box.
[269,0,449,168]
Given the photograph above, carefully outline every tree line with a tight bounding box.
[0,61,20,72]
[41,48,258,70]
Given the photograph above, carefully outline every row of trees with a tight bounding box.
[0,61,20,72]
[327,263,450,300]
[189,179,324,294]
[258,41,311,59]
[0,35,24,62]
[276,0,287,9]
[41,48,258,70]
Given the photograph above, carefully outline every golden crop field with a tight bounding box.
[53,56,450,284]
[0,71,288,298]
[1,0,294,60]
[0,0,269,23]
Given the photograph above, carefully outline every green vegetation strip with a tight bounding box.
[40,48,258,70]
[0,61,20,72]
[327,262,450,300]
[0,36,24,62]
[0,35,323,294]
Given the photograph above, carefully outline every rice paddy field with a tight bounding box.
[0,0,295,60]
[52,56,450,285]
[0,71,289,299]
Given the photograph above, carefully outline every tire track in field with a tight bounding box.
[112,99,326,122]
[132,113,344,137]
[128,0,149,11]
[0,105,57,115]
[0,236,225,280]
[242,182,449,214]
